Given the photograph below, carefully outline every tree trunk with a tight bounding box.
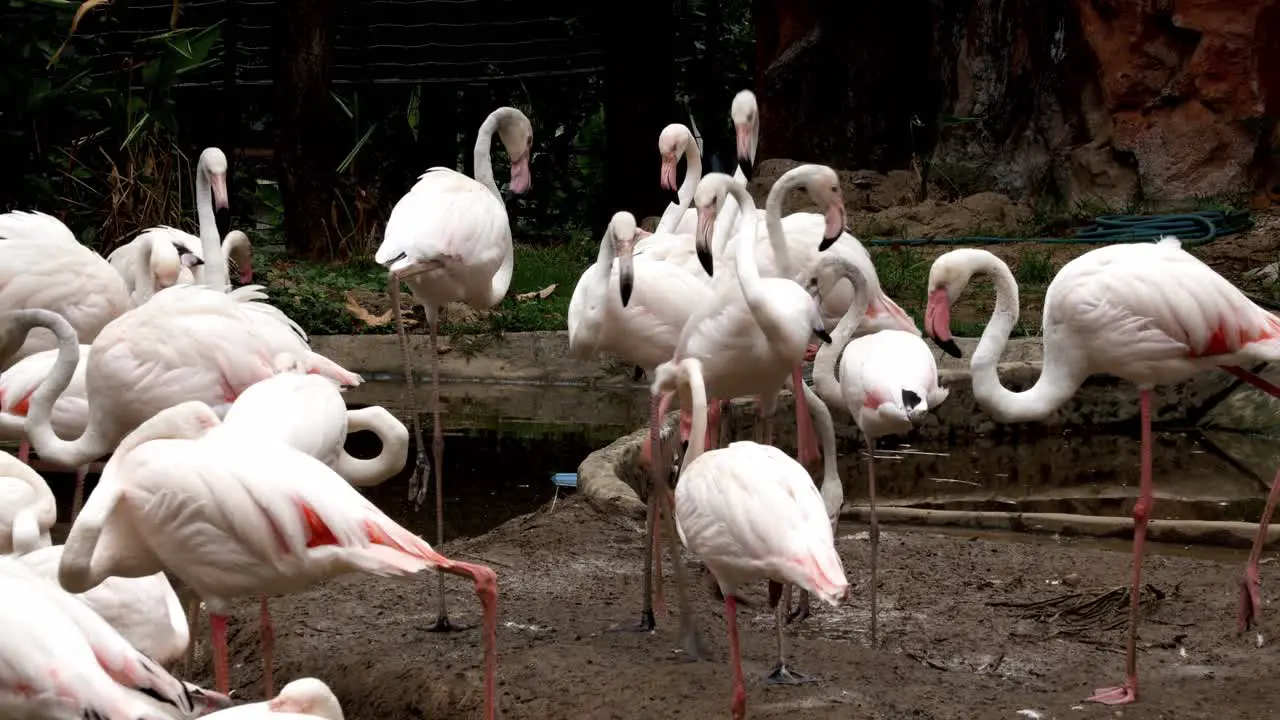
[273,0,339,260]
[601,0,676,229]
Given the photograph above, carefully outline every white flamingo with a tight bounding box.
[803,255,948,639]
[0,450,55,555]
[0,288,360,476]
[104,229,194,305]
[203,677,343,719]
[0,555,231,719]
[0,211,131,369]
[57,400,498,717]
[223,353,409,487]
[15,544,189,668]
[663,356,849,720]
[179,230,255,287]
[924,239,1280,705]
[374,105,531,632]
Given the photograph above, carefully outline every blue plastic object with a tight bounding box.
[551,472,578,489]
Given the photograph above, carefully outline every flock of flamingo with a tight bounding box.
[1,86,1279,719]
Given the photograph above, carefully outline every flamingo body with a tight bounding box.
[838,329,949,438]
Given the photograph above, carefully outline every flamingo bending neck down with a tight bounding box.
[56,400,498,718]
[375,105,531,634]
[662,356,849,720]
[203,677,344,719]
[0,449,55,555]
[804,255,948,638]
[105,229,195,305]
[924,239,1280,705]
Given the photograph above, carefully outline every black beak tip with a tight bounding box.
[697,247,714,277]
[739,156,754,182]
[815,328,833,344]
[818,233,839,252]
[620,280,633,308]
[214,207,231,240]
[932,336,963,359]
[666,189,681,206]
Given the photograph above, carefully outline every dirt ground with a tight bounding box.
[201,496,1280,720]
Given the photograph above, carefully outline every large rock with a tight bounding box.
[755,0,1278,205]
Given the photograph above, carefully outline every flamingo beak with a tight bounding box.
[734,122,754,181]
[925,287,963,358]
[819,197,845,251]
[617,234,636,308]
[509,153,531,194]
[695,206,716,277]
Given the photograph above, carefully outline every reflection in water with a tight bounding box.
[839,429,1280,523]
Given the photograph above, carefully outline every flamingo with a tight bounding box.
[662,356,849,720]
[375,105,532,633]
[0,287,360,476]
[223,353,409,487]
[56,400,499,717]
[924,238,1280,705]
[0,450,55,555]
[801,256,948,638]
[0,556,231,719]
[15,544,189,668]
[202,677,343,719]
[104,228,197,305]
[0,344,92,515]
[170,230,255,288]
[0,211,131,370]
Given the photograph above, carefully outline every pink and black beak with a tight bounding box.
[694,205,717,277]
[616,231,636,308]
[659,152,680,205]
[211,171,230,239]
[734,122,754,181]
[924,287,963,358]
[509,152,531,195]
[817,194,846,252]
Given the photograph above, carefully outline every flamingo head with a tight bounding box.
[199,147,231,239]
[792,165,845,251]
[658,124,690,201]
[924,249,997,359]
[607,211,640,307]
[267,678,344,720]
[497,109,534,195]
[693,174,735,278]
[730,90,758,181]
[225,230,253,284]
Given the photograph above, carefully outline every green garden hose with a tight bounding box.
[861,209,1255,248]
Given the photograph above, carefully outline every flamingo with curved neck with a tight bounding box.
[376,105,532,634]
[924,242,1280,705]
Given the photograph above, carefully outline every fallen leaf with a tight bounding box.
[515,283,558,301]
[343,290,396,326]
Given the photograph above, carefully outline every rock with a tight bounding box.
[855,191,1031,239]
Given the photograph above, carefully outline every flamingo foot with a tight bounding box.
[803,344,819,363]
[1085,680,1137,705]
[607,609,657,633]
[679,623,713,662]
[766,662,819,685]
[426,614,472,633]
[1238,564,1263,633]
[786,591,813,625]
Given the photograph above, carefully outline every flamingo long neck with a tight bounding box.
[472,111,504,200]
[725,183,786,340]
[134,233,161,304]
[678,359,709,474]
[659,138,704,235]
[813,258,872,408]
[797,377,842,521]
[12,310,114,468]
[968,257,1085,422]
[335,407,410,487]
[486,242,514,307]
[763,175,804,279]
[594,225,617,274]
[195,162,230,291]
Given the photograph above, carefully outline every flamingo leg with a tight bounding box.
[765,580,816,684]
[725,594,747,720]
[426,309,467,634]
[182,596,201,679]
[867,439,880,647]
[793,365,820,467]
[437,560,498,720]
[656,477,709,661]
[210,612,230,696]
[259,596,275,697]
[1086,388,1154,706]
[612,392,666,633]
[69,465,87,523]
[787,588,813,625]
[17,440,29,464]
[705,398,722,450]
[1220,366,1280,632]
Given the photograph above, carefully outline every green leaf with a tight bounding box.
[406,85,420,141]
[336,123,377,174]
[330,91,353,119]
[120,111,151,150]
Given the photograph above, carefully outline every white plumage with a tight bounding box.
[0,451,55,556]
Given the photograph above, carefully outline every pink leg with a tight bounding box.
[867,441,879,646]
[1240,467,1280,633]
[803,343,819,363]
[210,612,230,695]
[725,594,747,720]
[437,561,498,720]
[793,365,820,467]
[17,440,30,464]
[1086,388,1154,706]
[757,399,774,446]
[259,596,275,697]
[70,466,87,523]
[651,391,676,618]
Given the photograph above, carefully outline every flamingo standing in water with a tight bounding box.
[57,400,498,718]
[375,105,531,633]
[925,238,1280,705]
[661,357,849,720]
[0,449,55,555]
[800,255,948,637]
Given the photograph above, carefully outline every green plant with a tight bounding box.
[1015,248,1055,285]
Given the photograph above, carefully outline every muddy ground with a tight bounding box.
[201,496,1280,720]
